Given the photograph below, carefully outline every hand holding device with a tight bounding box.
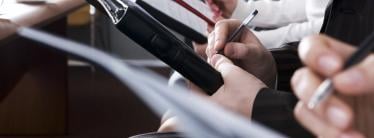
[159,54,267,132]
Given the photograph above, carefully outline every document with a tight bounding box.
[137,0,214,43]
[19,27,284,138]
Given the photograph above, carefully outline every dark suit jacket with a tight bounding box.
[253,0,374,137]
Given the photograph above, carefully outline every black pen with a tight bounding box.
[218,10,258,54]
[308,31,374,109]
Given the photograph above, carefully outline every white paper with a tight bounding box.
[18,27,285,138]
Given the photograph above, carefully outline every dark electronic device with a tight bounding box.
[87,0,223,95]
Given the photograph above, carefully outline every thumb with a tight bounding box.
[224,43,255,60]
[210,54,234,73]
[210,54,240,84]
[210,54,254,87]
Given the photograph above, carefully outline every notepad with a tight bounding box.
[136,0,214,43]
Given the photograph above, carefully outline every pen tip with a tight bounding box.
[253,10,258,15]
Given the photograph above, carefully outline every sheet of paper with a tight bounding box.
[19,27,284,138]
[142,0,213,36]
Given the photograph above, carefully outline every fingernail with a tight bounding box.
[292,70,303,89]
[337,69,364,88]
[327,106,350,128]
[207,57,211,64]
[318,54,341,75]
[210,54,221,67]
[293,71,308,96]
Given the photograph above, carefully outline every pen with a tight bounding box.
[174,0,216,26]
[308,31,374,109]
[218,10,258,54]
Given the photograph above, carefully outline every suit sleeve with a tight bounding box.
[252,88,313,137]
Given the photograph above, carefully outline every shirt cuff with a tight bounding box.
[252,88,297,117]
[231,0,254,21]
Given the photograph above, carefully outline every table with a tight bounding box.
[0,0,85,135]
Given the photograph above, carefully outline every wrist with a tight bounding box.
[231,81,267,117]
[241,83,266,117]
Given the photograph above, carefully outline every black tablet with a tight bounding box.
[87,0,223,95]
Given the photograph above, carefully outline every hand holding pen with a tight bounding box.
[292,34,374,138]
[205,10,277,88]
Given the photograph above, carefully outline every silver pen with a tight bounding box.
[218,9,258,54]
[226,9,258,42]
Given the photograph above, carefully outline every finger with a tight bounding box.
[292,68,353,129]
[214,15,226,22]
[161,110,175,124]
[292,68,322,102]
[206,31,217,61]
[213,19,241,51]
[223,42,260,60]
[193,42,208,59]
[294,103,358,138]
[239,29,262,45]
[158,117,179,132]
[210,54,238,84]
[298,35,355,76]
[334,55,374,95]
[207,25,214,33]
[339,131,365,138]
[210,54,234,71]
[210,54,250,87]
[211,3,220,13]
[205,0,213,5]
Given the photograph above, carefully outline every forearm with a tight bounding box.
[253,18,324,49]
[231,0,307,27]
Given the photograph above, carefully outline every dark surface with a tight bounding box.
[67,66,166,137]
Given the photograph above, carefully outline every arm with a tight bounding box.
[231,0,307,27]
[253,18,324,49]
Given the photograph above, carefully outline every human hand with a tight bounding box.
[291,35,374,138]
[159,54,266,132]
[206,0,237,19]
[207,19,277,88]
[192,42,208,60]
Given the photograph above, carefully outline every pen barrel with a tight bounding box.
[106,0,223,95]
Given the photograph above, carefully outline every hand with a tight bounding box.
[291,35,374,138]
[159,54,267,132]
[192,42,208,60]
[206,0,238,19]
[207,19,277,88]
